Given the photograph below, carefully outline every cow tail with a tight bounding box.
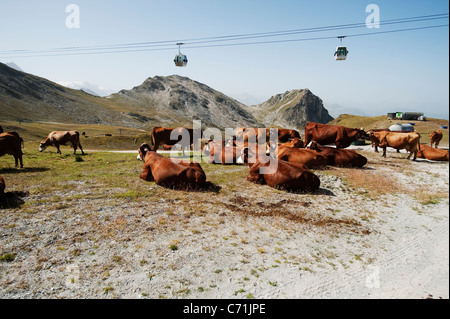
[20,137,24,149]
[151,127,157,148]
[416,132,421,150]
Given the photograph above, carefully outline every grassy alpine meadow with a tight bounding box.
[0,147,252,210]
[1,143,447,216]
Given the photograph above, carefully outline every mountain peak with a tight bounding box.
[247,88,333,129]
[112,74,261,129]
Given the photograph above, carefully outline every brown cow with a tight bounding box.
[137,143,206,189]
[0,176,5,197]
[368,129,403,153]
[267,138,304,157]
[150,126,198,156]
[205,140,240,165]
[0,132,24,168]
[368,131,421,160]
[276,145,328,169]
[235,127,300,144]
[277,128,301,143]
[247,159,320,192]
[204,139,268,165]
[307,141,367,168]
[304,122,369,148]
[236,144,273,165]
[417,143,449,161]
[235,127,269,144]
[430,130,443,148]
[281,137,304,148]
[39,131,84,155]
[162,144,181,151]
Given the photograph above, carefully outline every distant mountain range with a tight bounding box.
[56,81,116,97]
[0,62,334,130]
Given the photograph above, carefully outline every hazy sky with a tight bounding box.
[1,0,448,119]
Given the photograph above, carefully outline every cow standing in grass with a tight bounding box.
[150,126,197,156]
[304,122,369,148]
[430,131,443,148]
[39,131,85,155]
[368,131,421,160]
[246,160,320,192]
[0,132,24,168]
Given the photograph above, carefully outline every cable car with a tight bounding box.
[174,42,188,67]
[334,36,348,61]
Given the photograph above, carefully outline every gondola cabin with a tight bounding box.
[174,53,188,67]
[334,46,348,61]
[174,42,188,67]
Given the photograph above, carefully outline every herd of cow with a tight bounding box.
[136,123,448,192]
[0,122,448,197]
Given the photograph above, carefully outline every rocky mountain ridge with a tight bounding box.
[247,89,333,129]
[0,62,333,130]
[108,75,261,129]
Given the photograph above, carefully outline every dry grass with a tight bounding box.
[414,188,448,205]
[332,168,403,197]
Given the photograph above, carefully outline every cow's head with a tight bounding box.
[357,128,370,140]
[367,130,379,142]
[137,143,151,161]
[306,141,319,150]
[430,131,441,140]
[266,141,277,157]
[39,142,47,152]
[289,137,304,148]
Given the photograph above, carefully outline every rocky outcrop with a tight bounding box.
[110,75,261,129]
[246,89,334,130]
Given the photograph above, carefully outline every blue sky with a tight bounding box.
[1,0,449,119]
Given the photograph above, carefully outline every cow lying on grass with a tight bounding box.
[276,145,328,169]
[417,143,449,161]
[203,140,240,165]
[306,141,367,168]
[246,159,320,193]
[137,143,206,190]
